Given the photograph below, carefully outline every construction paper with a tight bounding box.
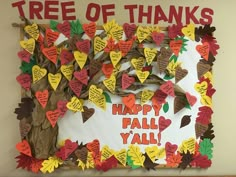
[89,60,102,77]
[160,81,175,97]
[48,73,62,91]
[186,92,197,106]
[42,46,58,64]
[175,66,188,83]
[110,25,123,40]
[57,100,68,118]
[170,40,183,56]
[75,147,88,164]
[94,36,107,54]
[89,85,106,110]
[102,63,114,78]
[197,61,211,79]
[45,28,60,47]
[144,48,157,65]
[32,65,47,84]
[20,38,35,54]
[121,73,135,90]
[16,140,32,157]
[122,94,135,109]
[82,22,96,39]
[60,49,74,65]
[57,21,71,38]
[136,70,149,83]
[141,89,154,106]
[180,115,191,128]
[196,42,210,60]
[137,26,150,43]
[24,23,39,40]
[118,40,133,56]
[76,40,90,54]
[69,80,83,97]
[181,24,195,41]
[66,96,84,112]
[103,75,116,92]
[46,109,61,127]
[114,149,127,166]
[74,51,88,69]
[152,32,165,46]
[35,90,49,108]
[61,65,74,81]
[16,74,31,91]
[74,69,88,85]
[82,106,95,123]
[17,50,31,63]
[131,57,145,70]
[110,51,122,67]
[40,156,63,174]
[123,23,136,39]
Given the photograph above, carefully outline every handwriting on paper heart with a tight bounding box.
[137,26,150,43]
[57,21,71,38]
[16,140,32,157]
[69,80,83,97]
[45,28,60,47]
[24,23,39,40]
[114,149,127,166]
[159,116,171,132]
[48,73,62,91]
[102,63,114,78]
[122,73,135,90]
[35,90,49,108]
[101,145,114,161]
[57,100,68,117]
[20,38,35,54]
[136,70,149,83]
[83,22,96,39]
[196,42,210,60]
[186,92,197,106]
[66,96,84,112]
[110,25,123,40]
[122,94,135,109]
[74,51,88,69]
[181,23,195,41]
[94,36,107,54]
[144,48,157,65]
[17,50,31,63]
[74,69,88,85]
[131,57,145,70]
[60,49,74,65]
[110,51,122,67]
[86,139,100,155]
[32,65,47,84]
[174,96,186,114]
[160,81,175,97]
[76,40,90,54]
[82,106,95,123]
[165,142,178,157]
[118,40,133,56]
[175,66,188,83]
[75,147,88,164]
[123,23,136,39]
[61,65,74,81]
[16,74,31,90]
[103,75,116,92]
[89,85,106,110]
[42,46,58,64]
[46,109,60,127]
[170,40,183,56]
[152,31,165,46]
[197,61,211,79]
[141,89,154,106]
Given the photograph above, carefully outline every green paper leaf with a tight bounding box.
[185,102,191,110]
[163,74,174,80]
[169,55,178,63]
[163,102,169,113]
[103,92,112,103]
[70,20,84,36]
[199,138,213,159]
[126,152,141,169]
[50,20,58,31]
[20,57,36,75]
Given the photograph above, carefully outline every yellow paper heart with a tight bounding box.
[144,48,157,65]
[136,70,149,84]
[113,64,121,76]
[103,75,116,93]
[137,26,150,43]
[110,25,123,40]
[61,65,74,81]
[48,73,62,91]
[114,149,127,166]
[66,96,84,112]
[203,71,213,83]
[181,23,195,41]
[131,57,145,70]
[194,81,208,95]
[101,145,114,161]
[141,89,154,105]
[89,85,106,110]
[110,51,122,67]
[145,146,165,162]
[20,38,35,54]
[94,36,107,54]
[74,51,88,69]
[24,23,39,40]
[201,95,212,107]
[32,65,47,84]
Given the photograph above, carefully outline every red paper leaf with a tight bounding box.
[166,152,182,168]
[104,37,119,53]
[30,158,43,173]
[95,155,118,172]
[191,154,212,168]
[55,139,78,160]
[196,106,213,125]
[168,23,183,39]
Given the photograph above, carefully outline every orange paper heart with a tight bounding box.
[46,28,60,47]
[46,109,61,128]
[186,92,197,106]
[170,40,183,56]
[35,90,49,108]
[122,94,135,109]
[16,140,32,157]
[196,42,210,61]
[102,63,114,78]
[83,22,96,39]
[42,46,58,64]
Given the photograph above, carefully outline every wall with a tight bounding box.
[0,0,235,176]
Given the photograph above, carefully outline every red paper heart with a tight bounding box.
[16,140,32,157]
[165,142,178,157]
[158,116,171,132]
[102,63,114,78]
[170,40,183,56]
[42,46,58,64]
[152,32,165,46]
[57,100,68,118]
[35,90,49,108]
[118,40,133,56]
[160,81,175,97]
[55,139,78,160]
[46,109,60,128]
[186,92,197,106]
[121,73,135,90]
[60,49,74,65]
[69,80,83,97]
[123,23,136,39]
[122,94,135,109]
[45,28,60,47]
[57,21,71,38]
[17,50,31,63]
[86,139,100,156]
[196,42,210,61]
[83,22,96,39]
[74,68,88,85]
[76,40,90,54]
[153,89,168,104]
[16,74,31,91]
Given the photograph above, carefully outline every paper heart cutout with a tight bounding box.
[35,90,49,108]
[74,68,88,85]
[160,47,172,59]
[122,94,135,109]
[196,42,210,61]
[174,96,186,114]
[57,100,68,118]
[20,38,35,54]
[131,57,145,70]
[157,57,169,73]
[61,64,74,81]
[181,23,195,41]
[48,73,62,91]
[66,96,84,112]
[55,139,78,160]
[175,67,188,83]
[75,147,88,164]
[197,61,211,79]
[123,23,136,39]
[110,51,122,67]
[24,23,39,40]
[17,50,31,63]
[170,40,183,56]
[136,70,149,83]
[160,81,175,97]
[89,60,102,77]
[186,92,197,107]
[118,40,133,56]
[114,149,127,166]
[76,40,90,54]
[165,142,178,157]
[144,48,157,65]
[74,51,88,69]
[45,28,60,47]
[16,140,32,157]
[16,74,31,90]
[42,46,58,64]
[89,85,106,110]
[103,75,116,92]
[152,31,165,46]
[60,49,74,65]
[32,65,47,84]
[46,109,60,127]
[195,123,208,138]
[69,79,83,97]
[86,139,100,155]
[102,63,114,78]
[110,25,123,40]
[94,36,107,54]
[82,106,95,123]
[141,89,154,106]
[57,21,71,38]
[153,89,168,105]
[137,26,150,43]
[158,116,171,132]
[122,73,135,90]
[83,22,96,39]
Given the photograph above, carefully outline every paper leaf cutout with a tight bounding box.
[86,139,100,157]
[196,106,213,125]
[104,37,119,53]
[137,26,150,43]
[42,46,58,64]
[40,156,63,174]
[191,154,211,168]
[103,92,112,103]
[195,24,215,42]
[70,20,84,36]
[160,81,175,97]
[94,36,107,54]
[118,40,133,56]
[61,65,74,81]
[170,40,182,56]
[60,49,74,65]
[179,138,196,154]
[144,48,157,65]
[145,146,165,162]
[102,63,114,78]
[141,89,154,106]
[128,144,145,167]
[18,50,31,63]
[201,123,215,140]
[74,69,88,85]
[16,140,32,157]
[186,92,197,106]
[82,106,95,123]
[101,145,114,161]
[50,20,59,31]
[179,151,193,169]
[143,153,158,171]
[14,98,35,120]
[55,139,78,160]
[166,152,182,168]
[96,155,118,172]
[82,22,96,38]
[163,102,169,113]
[131,57,145,70]
[114,149,127,166]
[168,23,183,39]
[165,142,178,157]
[175,66,188,83]
[16,74,31,91]
[20,57,36,75]
[76,40,90,55]
[202,35,220,56]
[195,122,208,139]
[136,70,149,83]
[180,115,191,128]
[74,51,88,69]
[24,23,39,40]
[110,51,122,67]
[199,139,213,160]
[45,29,59,47]
[103,75,116,92]
[35,90,49,108]
[127,153,140,169]
[174,96,187,114]
[152,31,165,46]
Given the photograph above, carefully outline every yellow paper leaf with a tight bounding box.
[103,19,119,33]
[136,70,149,83]
[110,51,122,67]
[32,65,47,84]
[86,152,95,169]
[101,145,114,161]
[141,89,154,105]
[20,38,35,54]
[24,23,39,40]
[179,137,196,154]
[144,48,157,65]
[167,60,182,76]
[114,149,127,166]
[48,73,62,91]
[89,85,106,110]
[194,81,208,96]
[201,95,212,107]
[103,74,116,92]
[128,144,145,166]
[40,156,63,174]
[203,71,213,83]
[61,64,74,81]
[74,51,88,69]
[145,146,165,162]
[181,23,195,41]
[77,160,86,171]
[149,26,160,33]
[66,96,84,112]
